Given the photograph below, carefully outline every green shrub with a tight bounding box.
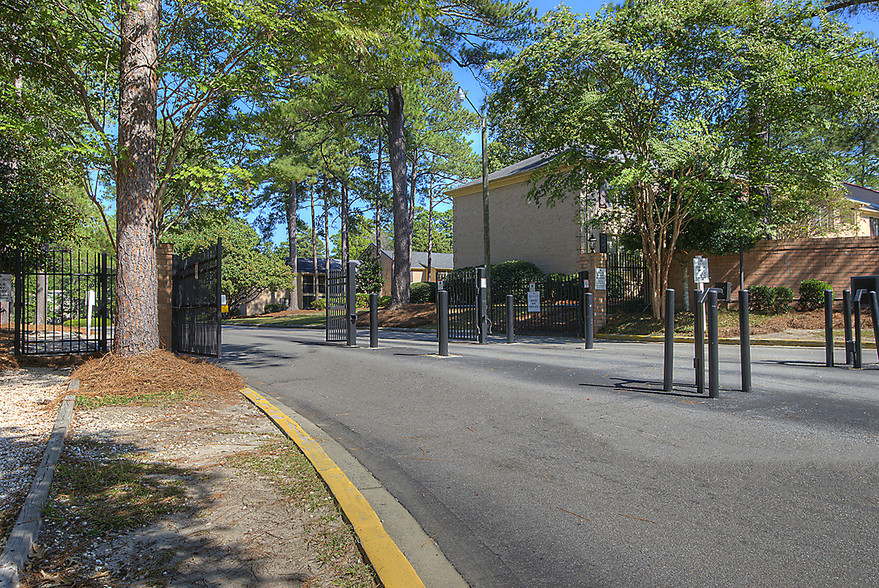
[380,295,391,307]
[263,303,285,314]
[355,293,370,308]
[310,298,326,311]
[410,281,436,304]
[490,260,544,292]
[749,285,793,314]
[799,279,832,311]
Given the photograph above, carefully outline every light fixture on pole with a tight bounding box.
[588,233,597,254]
[454,85,491,311]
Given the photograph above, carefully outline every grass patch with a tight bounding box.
[602,309,805,337]
[76,389,200,409]
[226,440,378,588]
[224,312,326,327]
[46,438,188,537]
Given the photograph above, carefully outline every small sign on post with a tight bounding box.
[693,256,710,284]
[527,290,541,312]
[0,274,12,301]
[438,280,444,292]
[594,268,607,290]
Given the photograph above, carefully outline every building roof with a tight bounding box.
[288,257,359,274]
[446,152,556,196]
[380,249,454,270]
[844,183,879,211]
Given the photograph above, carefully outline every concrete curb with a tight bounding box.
[596,333,877,349]
[0,380,78,588]
[242,388,454,588]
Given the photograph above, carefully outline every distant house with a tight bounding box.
[238,257,357,315]
[367,247,454,295]
[839,183,879,237]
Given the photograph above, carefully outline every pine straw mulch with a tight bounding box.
[356,303,436,328]
[71,350,245,402]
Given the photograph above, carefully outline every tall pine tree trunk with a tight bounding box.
[427,160,434,281]
[116,0,159,355]
[387,85,410,307]
[311,183,317,308]
[323,178,330,276]
[340,177,349,266]
[375,130,383,252]
[287,181,299,310]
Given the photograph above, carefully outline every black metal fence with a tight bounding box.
[172,240,222,357]
[1,249,115,355]
[444,268,479,340]
[491,273,586,336]
[326,266,347,342]
[606,249,649,315]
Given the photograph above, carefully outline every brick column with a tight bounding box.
[157,243,174,349]
[579,252,607,332]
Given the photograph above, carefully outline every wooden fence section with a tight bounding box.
[668,237,879,304]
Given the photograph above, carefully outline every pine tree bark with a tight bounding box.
[115,0,160,355]
[387,85,411,307]
[311,183,317,307]
[287,181,299,310]
[340,177,349,266]
[375,131,383,252]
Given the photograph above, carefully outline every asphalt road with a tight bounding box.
[220,326,879,587]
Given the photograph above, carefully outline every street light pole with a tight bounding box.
[456,86,491,309]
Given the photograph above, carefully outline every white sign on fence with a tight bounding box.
[594,268,607,290]
[527,290,541,312]
[0,274,11,301]
[693,256,710,284]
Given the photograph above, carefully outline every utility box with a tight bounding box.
[851,275,879,306]
[714,281,732,301]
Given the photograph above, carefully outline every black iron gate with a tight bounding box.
[491,272,586,336]
[606,249,649,315]
[3,249,115,355]
[172,239,222,357]
[326,266,347,342]
[444,268,479,340]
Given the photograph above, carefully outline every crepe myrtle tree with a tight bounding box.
[491,0,878,318]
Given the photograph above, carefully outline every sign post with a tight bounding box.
[527,283,540,313]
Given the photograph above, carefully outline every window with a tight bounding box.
[870,217,879,237]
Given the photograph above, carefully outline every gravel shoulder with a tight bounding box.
[1,362,378,588]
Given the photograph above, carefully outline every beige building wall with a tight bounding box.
[452,181,585,274]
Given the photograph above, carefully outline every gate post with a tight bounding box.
[13,250,20,355]
[215,239,223,358]
[477,267,488,344]
[346,260,357,346]
[100,252,109,352]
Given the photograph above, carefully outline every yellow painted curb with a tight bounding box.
[241,388,425,588]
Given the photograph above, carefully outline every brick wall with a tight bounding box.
[668,236,879,305]
[157,243,174,349]
[579,252,607,331]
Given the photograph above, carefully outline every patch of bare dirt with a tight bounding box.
[15,353,377,588]
[356,303,436,328]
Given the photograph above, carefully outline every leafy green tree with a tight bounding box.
[413,208,453,254]
[492,1,878,318]
[166,214,292,310]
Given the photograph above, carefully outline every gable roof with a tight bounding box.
[288,257,359,274]
[380,249,454,270]
[445,152,558,198]
[844,183,879,212]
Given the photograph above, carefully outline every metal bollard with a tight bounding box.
[824,290,833,367]
[664,289,674,392]
[584,292,594,350]
[853,290,863,369]
[694,289,705,395]
[477,268,488,345]
[438,290,449,357]
[369,293,378,348]
[843,289,853,365]
[346,260,357,346]
[506,295,514,343]
[739,289,751,392]
[707,289,720,399]
[871,291,879,363]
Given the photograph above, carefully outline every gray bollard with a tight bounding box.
[369,293,378,348]
[871,291,879,363]
[477,268,488,344]
[853,290,863,369]
[843,289,853,365]
[438,290,449,357]
[694,289,705,395]
[739,289,751,392]
[346,260,357,347]
[584,292,594,350]
[506,294,514,343]
[664,289,674,392]
[707,289,720,399]
[824,289,833,367]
